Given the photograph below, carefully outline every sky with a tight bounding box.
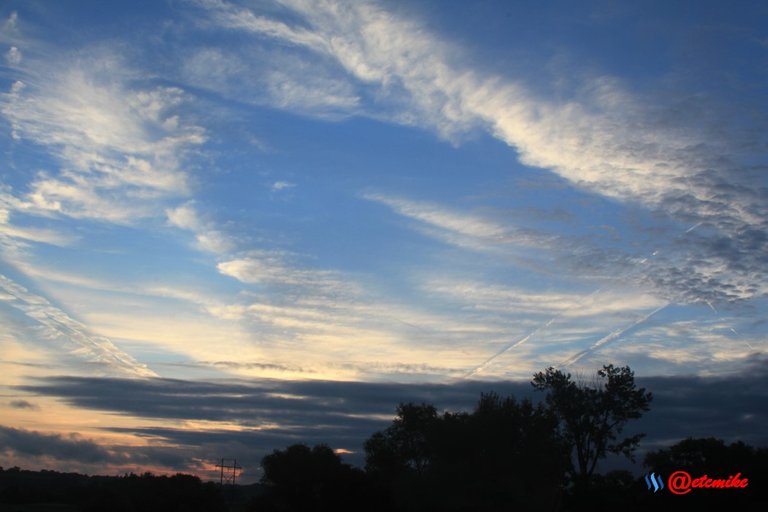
[0,0,767,483]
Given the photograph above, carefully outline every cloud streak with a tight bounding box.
[1,46,205,223]
[196,0,767,306]
[0,274,156,378]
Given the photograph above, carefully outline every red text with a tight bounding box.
[668,470,749,495]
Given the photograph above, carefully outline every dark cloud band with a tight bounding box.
[11,369,767,476]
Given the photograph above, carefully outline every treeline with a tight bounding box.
[0,468,226,512]
[1,365,766,511]
[3,437,765,511]
[252,425,768,512]
[249,365,767,511]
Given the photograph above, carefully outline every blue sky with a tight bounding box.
[1,0,766,480]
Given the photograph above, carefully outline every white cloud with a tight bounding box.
[217,251,356,294]
[197,0,767,305]
[194,230,233,254]
[265,63,360,113]
[201,0,729,235]
[166,202,234,254]
[273,1,695,208]
[1,55,205,223]
[0,223,76,247]
[196,0,330,52]
[592,318,765,375]
[425,278,662,319]
[364,193,553,255]
[5,45,20,65]
[3,11,18,32]
[365,193,506,240]
[271,181,295,191]
[0,274,156,378]
[212,247,526,378]
[181,43,360,118]
[166,203,202,231]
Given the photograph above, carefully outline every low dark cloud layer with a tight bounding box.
[17,377,530,435]
[0,425,117,464]
[10,368,767,480]
[635,360,768,449]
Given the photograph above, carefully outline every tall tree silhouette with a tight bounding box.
[364,394,567,510]
[364,402,438,478]
[532,364,652,486]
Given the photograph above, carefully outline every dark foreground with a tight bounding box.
[2,455,766,512]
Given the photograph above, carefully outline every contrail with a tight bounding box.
[727,327,755,351]
[461,219,701,379]
[701,301,757,352]
[0,273,157,378]
[461,288,608,379]
[558,303,669,368]
[686,222,703,233]
[463,316,558,379]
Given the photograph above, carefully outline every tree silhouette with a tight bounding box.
[532,364,652,486]
[645,437,768,477]
[364,393,567,510]
[257,443,368,511]
[0,468,225,512]
[364,402,438,478]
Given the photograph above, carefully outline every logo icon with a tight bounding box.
[668,470,691,495]
[645,472,665,493]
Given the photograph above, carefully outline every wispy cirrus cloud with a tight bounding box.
[365,190,752,315]
[593,311,765,374]
[180,7,360,118]
[202,243,542,379]
[271,180,295,191]
[365,193,507,240]
[195,0,767,308]
[4,45,20,65]
[0,218,77,248]
[425,278,662,319]
[1,46,205,223]
[363,193,554,254]
[217,250,361,295]
[166,202,234,254]
[0,274,156,378]
[0,1,764,388]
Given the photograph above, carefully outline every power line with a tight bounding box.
[215,458,242,487]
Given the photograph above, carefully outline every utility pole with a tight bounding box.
[215,458,242,487]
